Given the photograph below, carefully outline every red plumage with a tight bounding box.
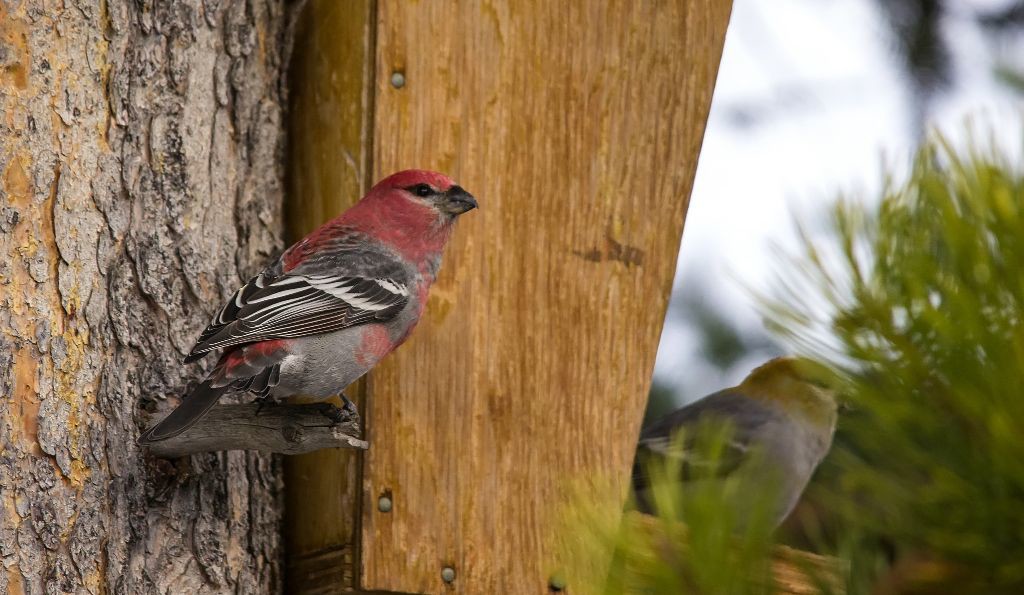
[139,169,477,443]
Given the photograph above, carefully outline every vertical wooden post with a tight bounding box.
[283,1,375,591]
[285,1,731,592]
[361,2,732,594]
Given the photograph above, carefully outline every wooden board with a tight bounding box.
[361,2,732,593]
[283,1,374,592]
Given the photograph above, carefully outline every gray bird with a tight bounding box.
[632,357,839,529]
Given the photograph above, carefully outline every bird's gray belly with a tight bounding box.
[272,327,375,399]
[759,423,830,527]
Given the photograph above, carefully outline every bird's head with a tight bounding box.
[334,169,477,267]
[739,356,839,430]
[372,169,478,221]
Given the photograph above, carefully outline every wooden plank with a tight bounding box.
[283,1,375,592]
[362,1,732,593]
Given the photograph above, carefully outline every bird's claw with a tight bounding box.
[315,401,348,424]
[341,393,358,417]
[254,396,275,416]
[312,395,360,426]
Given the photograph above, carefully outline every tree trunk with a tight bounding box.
[0,1,290,592]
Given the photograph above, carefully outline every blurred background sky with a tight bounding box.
[650,0,1024,418]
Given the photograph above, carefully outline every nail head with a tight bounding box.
[440,566,456,583]
[377,496,393,513]
[549,573,567,591]
[390,71,406,89]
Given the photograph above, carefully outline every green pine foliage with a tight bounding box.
[766,134,1024,593]
[560,425,782,595]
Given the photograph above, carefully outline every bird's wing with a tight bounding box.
[185,243,410,362]
[633,390,784,489]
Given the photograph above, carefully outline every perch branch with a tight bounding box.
[144,402,367,458]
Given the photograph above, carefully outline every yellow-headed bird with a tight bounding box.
[633,357,839,529]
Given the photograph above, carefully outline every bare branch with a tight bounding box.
[144,402,367,458]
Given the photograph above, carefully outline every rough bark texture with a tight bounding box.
[0,1,289,593]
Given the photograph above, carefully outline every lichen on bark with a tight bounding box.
[0,0,290,592]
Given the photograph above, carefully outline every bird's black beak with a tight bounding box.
[442,185,478,215]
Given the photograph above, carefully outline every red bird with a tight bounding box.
[139,170,477,443]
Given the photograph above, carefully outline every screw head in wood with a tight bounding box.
[377,495,393,513]
[390,71,406,89]
[549,574,567,591]
[440,566,456,583]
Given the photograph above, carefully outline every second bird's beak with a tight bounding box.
[442,185,478,215]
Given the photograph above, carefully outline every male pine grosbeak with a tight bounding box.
[633,357,838,528]
[139,170,477,443]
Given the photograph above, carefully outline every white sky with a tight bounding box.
[653,0,1024,404]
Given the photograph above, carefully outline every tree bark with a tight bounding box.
[0,1,290,592]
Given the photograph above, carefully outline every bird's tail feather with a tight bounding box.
[138,381,227,444]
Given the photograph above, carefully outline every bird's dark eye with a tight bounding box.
[412,184,434,197]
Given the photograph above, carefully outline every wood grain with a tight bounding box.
[363,2,732,593]
[282,0,375,592]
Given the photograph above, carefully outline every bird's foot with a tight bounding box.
[340,393,358,418]
[309,394,360,428]
[315,402,347,424]
[254,395,276,416]
[316,394,359,425]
